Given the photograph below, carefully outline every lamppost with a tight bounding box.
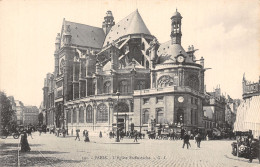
[107,98,113,131]
[116,90,120,142]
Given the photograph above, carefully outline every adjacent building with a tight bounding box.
[23,106,39,126]
[42,73,55,128]
[41,9,208,133]
[234,75,260,138]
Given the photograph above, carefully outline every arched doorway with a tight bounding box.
[114,102,129,132]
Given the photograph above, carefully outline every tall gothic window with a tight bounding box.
[73,108,77,123]
[186,75,199,91]
[142,109,149,124]
[79,107,84,123]
[119,80,129,93]
[60,59,65,75]
[190,109,193,125]
[177,109,184,125]
[96,103,108,123]
[114,102,129,113]
[86,105,93,123]
[103,81,111,94]
[136,80,145,90]
[156,108,164,124]
[67,110,71,123]
[157,75,174,88]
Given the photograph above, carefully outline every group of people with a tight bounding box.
[182,131,202,149]
[75,130,90,142]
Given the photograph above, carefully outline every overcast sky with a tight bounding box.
[0,0,259,106]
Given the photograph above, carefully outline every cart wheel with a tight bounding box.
[1,135,7,139]
[13,134,20,139]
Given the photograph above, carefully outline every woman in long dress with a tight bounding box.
[84,131,90,142]
[20,131,31,152]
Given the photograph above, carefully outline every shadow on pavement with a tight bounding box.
[19,156,81,166]
[0,150,17,166]
[224,155,259,164]
[23,150,69,155]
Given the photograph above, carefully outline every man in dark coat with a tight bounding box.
[75,130,80,141]
[195,133,202,148]
[182,133,191,149]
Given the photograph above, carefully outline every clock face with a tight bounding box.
[178,96,184,103]
[177,56,184,63]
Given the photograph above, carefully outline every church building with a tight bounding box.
[50,9,206,133]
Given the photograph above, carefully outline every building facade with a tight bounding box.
[242,74,260,99]
[42,73,55,128]
[44,10,207,133]
[203,87,226,130]
[23,106,39,126]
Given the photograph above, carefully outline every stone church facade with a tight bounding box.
[48,9,205,133]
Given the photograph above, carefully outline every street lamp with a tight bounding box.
[116,90,120,142]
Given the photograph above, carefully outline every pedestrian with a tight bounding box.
[39,128,42,136]
[75,130,80,141]
[27,128,33,139]
[20,131,31,152]
[195,133,202,148]
[99,131,102,138]
[182,133,191,149]
[83,130,85,137]
[134,131,138,142]
[84,130,90,142]
[109,131,112,139]
[62,128,66,137]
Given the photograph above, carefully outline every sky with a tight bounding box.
[0,0,259,106]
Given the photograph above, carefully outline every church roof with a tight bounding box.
[63,20,105,49]
[157,40,192,64]
[103,9,151,47]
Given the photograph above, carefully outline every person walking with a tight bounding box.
[75,130,80,141]
[84,130,90,142]
[182,133,191,149]
[99,131,102,138]
[20,131,31,152]
[133,131,138,142]
[195,133,202,148]
[27,128,33,139]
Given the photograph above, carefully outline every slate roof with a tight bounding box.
[157,40,192,64]
[63,20,105,49]
[103,9,151,47]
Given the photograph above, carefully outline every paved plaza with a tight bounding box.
[0,132,259,167]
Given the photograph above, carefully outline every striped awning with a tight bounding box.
[233,95,260,138]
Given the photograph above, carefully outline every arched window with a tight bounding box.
[67,110,71,123]
[177,109,184,125]
[119,80,129,93]
[146,61,149,69]
[86,105,93,123]
[96,103,108,123]
[136,80,145,90]
[156,108,164,124]
[190,109,193,125]
[114,102,129,113]
[73,108,77,123]
[103,81,111,94]
[60,59,65,74]
[142,109,149,124]
[186,75,199,91]
[157,75,174,88]
[79,107,84,123]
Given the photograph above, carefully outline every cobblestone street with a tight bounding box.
[0,132,259,167]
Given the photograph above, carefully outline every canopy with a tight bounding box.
[233,95,260,139]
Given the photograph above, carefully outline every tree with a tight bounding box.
[38,112,43,125]
[0,91,15,129]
